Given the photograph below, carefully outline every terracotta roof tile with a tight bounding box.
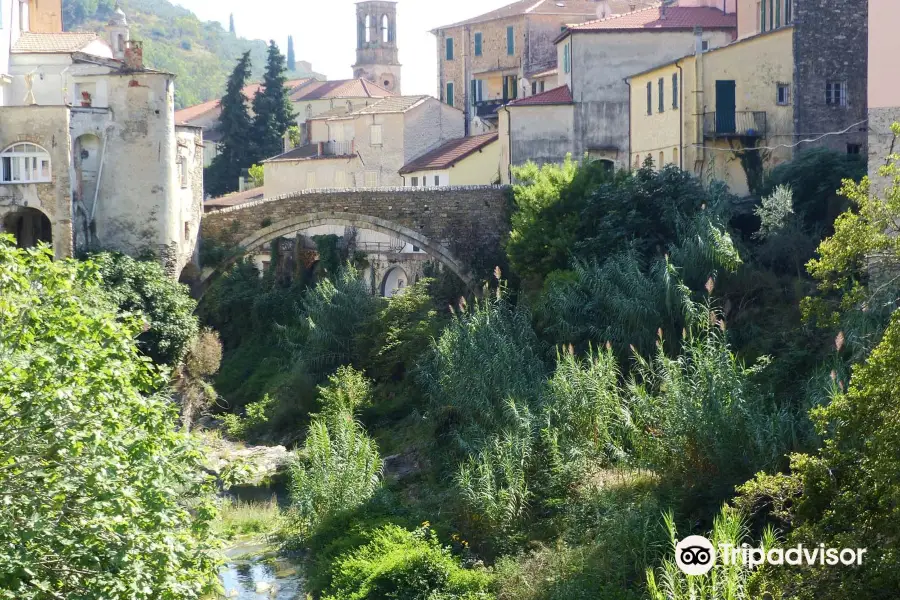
[344,95,430,116]
[290,78,393,102]
[565,6,737,33]
[176,78,313,124]
[205,187,266,211]
[507,85,573,106]
[435,0,654,30]
[12,32,104,54]
[400,133,499,174]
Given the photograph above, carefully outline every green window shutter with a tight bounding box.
[658,78,664,113]
[761,0,766,32]
[775,0,781,27]
[647,82,652,115]
[447,82,454,107]
[474,33,482,56]
[507,26,514,55]
[672,73,679,108]
[446,38,454,60]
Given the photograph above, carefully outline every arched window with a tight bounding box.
[1,143,51,183]
[365,15,371,43]
[382,15,389,43]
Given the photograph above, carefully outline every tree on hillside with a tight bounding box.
[229,12,235,34]
[252,41,297,161]
[287,35,296,71]
[205,51,254,197]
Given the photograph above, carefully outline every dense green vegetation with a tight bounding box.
[0,238,217,598]
[62,0,319,108]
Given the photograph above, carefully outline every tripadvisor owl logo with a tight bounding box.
[675,535,716,576]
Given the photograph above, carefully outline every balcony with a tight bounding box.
[318,140,355,157]
[474,99,506,119]
[703,111,767,139]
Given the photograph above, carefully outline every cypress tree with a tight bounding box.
[287,36,296,72]
[251,41,297,162]
[205,51,254,197]
[229,13,235,34]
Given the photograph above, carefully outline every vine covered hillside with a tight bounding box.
[62,0,321,108]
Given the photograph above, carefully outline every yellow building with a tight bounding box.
[399,133,500,187]
[627,26,794,196]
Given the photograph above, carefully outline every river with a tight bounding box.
[219,542,305,599]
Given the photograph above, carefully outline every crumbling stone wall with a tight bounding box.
[792,0,868,154]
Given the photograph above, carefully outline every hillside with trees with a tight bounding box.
[62,0,321,108]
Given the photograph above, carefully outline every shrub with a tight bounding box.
[222,393,275,441]
[91,251,199,366]
[0,238,217,598]
[289,369,382,538]
[322,525,494,600]
[178,328,224,429]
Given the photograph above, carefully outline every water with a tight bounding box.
[219,544,305,600]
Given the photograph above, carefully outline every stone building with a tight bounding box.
[263,95,464,196]
[432,0,656,135]
[353,0,402,94]
[289,78,394,145]
[0,0,203,275]
[867,0,898,191]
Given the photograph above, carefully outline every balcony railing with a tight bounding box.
[318,140,355,157]
[474,99,506,119]
[703,111,767,139]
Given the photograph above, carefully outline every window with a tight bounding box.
[370,124,383,146]
[775,0,781,27]
[1,143,52,184]
[421,177,426,187]
[658,78,665,113]
[646,82,652,115]
[847,143,862,155]
[474,32,482,56]
[825,81,847,107]
[702,40,710,51]
[503,75,518,101]
[507,26,514,55]
[306,172,316,189]
[471,79,484,105]
[532,81,537,95]
[563,44,570,74]
[759,0,766,32]
[785,0,792,24]
[446,37,454,60]
[411,176,419,186]
[365,171,378,187]
[382,15,389,43]
[446,82,454,107]
[434,176,440,186]
[365,15,371,43]
[539,81,545,93]
[178,156,188,188]
[776,83,791,105]
[672,73,679,108]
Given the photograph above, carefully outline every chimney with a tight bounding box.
[595,0,612,19]
[124,40,144,70]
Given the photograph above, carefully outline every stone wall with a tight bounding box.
[792,0,868,154]
[0,105,73,258]
[868,107,900,195]
[202,186,510,279]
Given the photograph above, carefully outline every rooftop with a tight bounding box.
[330,95,431,118]
[264,143,357,163]
[289,78,394,102]
[205,187,266,212]
[12,32,104,54]
[400,133,499,174]
[433,0,654,30]
[560,5,737,38]
[175,78,314,125]
[507,85,573,106]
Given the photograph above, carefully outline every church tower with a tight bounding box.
[352,1,402,94]
[106,3,130,61]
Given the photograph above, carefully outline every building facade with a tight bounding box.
[263,96,464,196]
[499,85,575,183]
[289,78,394,146]
[432,0,649,135]
[867,0,898,190]
[0,1,203,275]
[400,132,500,186]
[353,0,402,94]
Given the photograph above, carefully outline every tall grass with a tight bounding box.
[214,497,283,541]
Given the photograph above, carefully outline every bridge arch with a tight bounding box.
[201,211,471,293]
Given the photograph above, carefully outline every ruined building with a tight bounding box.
[0,0,203,275]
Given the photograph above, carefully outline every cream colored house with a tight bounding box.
[264,95,465,196]
[289,78,394,145]
[627,27,794,196]
[0,1,203,275]
[400,133,500,186]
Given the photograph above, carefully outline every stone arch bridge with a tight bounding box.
[200,186,511,286]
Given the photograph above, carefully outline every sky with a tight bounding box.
[173,0,516,96]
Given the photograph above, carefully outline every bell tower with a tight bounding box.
[352,1,402,94]
[106,3,130,61]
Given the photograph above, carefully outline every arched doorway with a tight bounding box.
[382,267,409,298]
[2,208,52,249]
